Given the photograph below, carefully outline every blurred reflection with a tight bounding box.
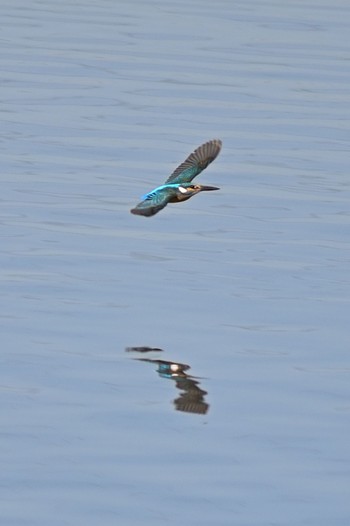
[126,347,209,415]
[125,346,163,353]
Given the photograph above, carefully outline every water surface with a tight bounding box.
[1,1,350,525]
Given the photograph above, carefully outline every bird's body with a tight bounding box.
[130,139,222,217]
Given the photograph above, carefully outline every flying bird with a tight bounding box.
[130,139,222,217]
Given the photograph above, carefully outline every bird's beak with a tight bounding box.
[199,185,220,192]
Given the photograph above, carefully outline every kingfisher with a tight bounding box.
[130,139,222,217]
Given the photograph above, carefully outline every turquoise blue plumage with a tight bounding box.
[131,139,222,217]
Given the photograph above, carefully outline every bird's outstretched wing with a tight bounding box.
[130,187,174,217]
[165,139,222,185]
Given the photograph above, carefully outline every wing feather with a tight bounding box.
[130,187,174,217]
[165,139,222,184]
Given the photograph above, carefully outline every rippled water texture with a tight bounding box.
[2,1,350,525]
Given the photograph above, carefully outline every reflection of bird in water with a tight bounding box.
[130,139,222,217]
[137,358,209,415]
[125,346,162,353]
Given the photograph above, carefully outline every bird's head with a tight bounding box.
[176,183,219,200]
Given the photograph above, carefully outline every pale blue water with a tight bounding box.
[1,1,350,525]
